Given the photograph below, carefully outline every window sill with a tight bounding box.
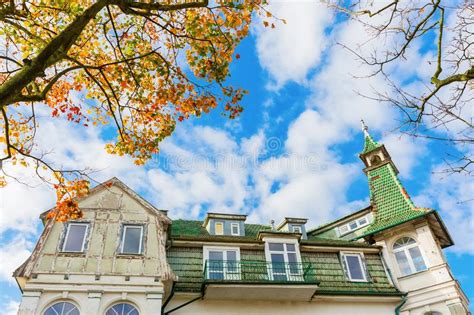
[58,251,86,256]
[116,253,144,258]
[398,268,429,280]
[347,279,369,283]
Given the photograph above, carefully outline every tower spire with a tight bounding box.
[360,120,380,154]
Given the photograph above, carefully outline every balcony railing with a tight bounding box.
[203,260,317,283]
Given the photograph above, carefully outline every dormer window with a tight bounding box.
[338,215,370,236]
[276,217,308,239]
[203,213,247,236]
[231,223,240,236]
[340,252,369,282]
[215,222,224,235]
[292,225,302,233]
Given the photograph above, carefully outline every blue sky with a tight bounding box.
[0,2,473,313]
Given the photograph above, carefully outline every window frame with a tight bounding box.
[230,222,240,236]
[43,301,80,315]
[120,224,144,255]
[340,252,369,282]
[292,225,302,233]
[214,222,224,235]
[61,222,89,253]
[392,236,427,277]
[105,302,139,315]
[264,237,303,281]
[338,215,370,236]
[203,246,241,280]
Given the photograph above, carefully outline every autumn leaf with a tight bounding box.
[0,0,275,221]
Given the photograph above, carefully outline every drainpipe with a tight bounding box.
[163,281,206,314]
[161,281,176,315]
[395,294,407,315]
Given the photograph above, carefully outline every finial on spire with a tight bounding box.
[361,119,370,137]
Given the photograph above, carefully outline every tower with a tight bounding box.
[355,122,468,315]
[358,120,427,240]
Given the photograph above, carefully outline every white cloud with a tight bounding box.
[285,110,342,155]
[4,301,19,315]
[0,236,32,283]
[414,166,474,254]
[0,116,148,236]
[147,125,251,219]
[253,0,333,88]
[381,133,426,178]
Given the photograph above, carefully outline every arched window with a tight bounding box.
[106,303,139,315]
[393,237,427,276]
[44,302,79,315]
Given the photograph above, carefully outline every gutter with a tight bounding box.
[351,211,433,241]
[395,294,407,315]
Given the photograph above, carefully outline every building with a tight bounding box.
[13,180,174,315]
[14,126,470,315]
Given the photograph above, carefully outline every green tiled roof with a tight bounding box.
[171,219,272,240]
[311,130,432,241]
[303,237,375,248]
[304,252,399,296]
[171,219,374,248]
[360,161,429,238]
[361,130,381,154]
[356,128,432,238]
[171,220,209,237]
[167,247,400,296]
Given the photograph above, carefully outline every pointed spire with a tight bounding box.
[360,119,380,154]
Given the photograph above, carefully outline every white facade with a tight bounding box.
[166,295,400,315]
[375,220,469,315]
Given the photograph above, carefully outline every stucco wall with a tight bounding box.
[166,297,399,315]
[33,184,169,277]
[16,182,171,315]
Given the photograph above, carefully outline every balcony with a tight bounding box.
[201,260,319,301]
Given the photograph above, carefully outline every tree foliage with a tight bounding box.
[0,0,272,220]
[328,0,473,174]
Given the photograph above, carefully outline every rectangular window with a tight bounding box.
[62,223,89,252]
[215,222,224,235]
[338,215,370,235]
[358,217,368,225]
[408,246,427,272]
[292,225,302,233]
[267,242,302,281]
[339,225,349,234]
[204,247,240,280]
[120,225,143,254]
[341,253,368,282]
[231,223,240,236]
[394,251,412,276]
[208,250,225,279]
